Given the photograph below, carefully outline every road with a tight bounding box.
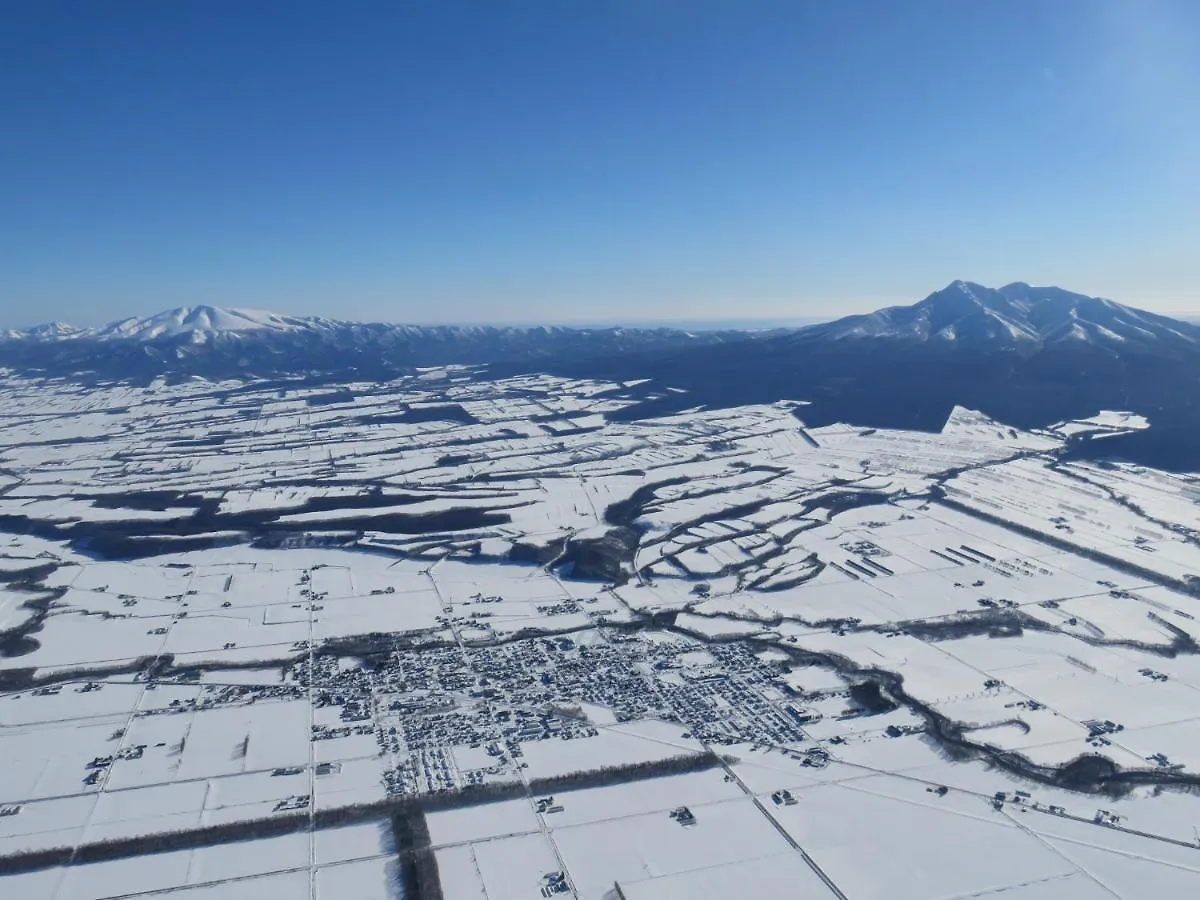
[712,750,849,900]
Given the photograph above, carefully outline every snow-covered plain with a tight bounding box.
[0,371,1199,898]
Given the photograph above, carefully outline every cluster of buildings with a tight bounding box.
[279,628,840,797]
[656,643,818,746]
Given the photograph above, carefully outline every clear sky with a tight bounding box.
[2,1,1199,327]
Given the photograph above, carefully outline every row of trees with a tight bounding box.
[0,752,722,878]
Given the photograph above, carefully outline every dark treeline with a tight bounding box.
[526,752,722,794]
[0,812,309,876]
[0,498,513,561]
[0,563,60,585]
[0,652,171,692]
[550,475,692,584]
[0,752,717,876]
[392,807,441,900]
[936,493,1200,597]
[659,616,1200,798]
[0,585,64,659]
[761,637,1200,799]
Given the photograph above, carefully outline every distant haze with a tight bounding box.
[2,2,1199,325]
[342,316,830,332]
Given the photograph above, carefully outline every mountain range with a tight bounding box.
[4,282,1200,468]
[7,280,1196,352]
[0,308,752,380]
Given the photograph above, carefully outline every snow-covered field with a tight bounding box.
[1,373,1199,898]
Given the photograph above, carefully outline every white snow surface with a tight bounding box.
[0,368,1197,900]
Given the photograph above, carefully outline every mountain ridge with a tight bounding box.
[3,304,731,343]
[0,304,756,382]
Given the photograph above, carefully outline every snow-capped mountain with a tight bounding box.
[541,281,1200,446]
[4,306,716,347]
[0,305,751,380]
[801,281,1200,351]
[4,305,335,343]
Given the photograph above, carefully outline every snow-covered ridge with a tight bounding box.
[2,321,88,341]
[1,306,317,342]
[3,305,705,343]
[0,303,751,381]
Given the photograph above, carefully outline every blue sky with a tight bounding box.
[2,1,1198,326]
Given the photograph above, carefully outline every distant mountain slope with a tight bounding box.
[802,281,1200,352]
[0,305,756,380]
[555,282,1200,468]
[2,321,87,341]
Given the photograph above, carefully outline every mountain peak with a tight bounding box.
[94,306,308,341]
[803,282,1199,350]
